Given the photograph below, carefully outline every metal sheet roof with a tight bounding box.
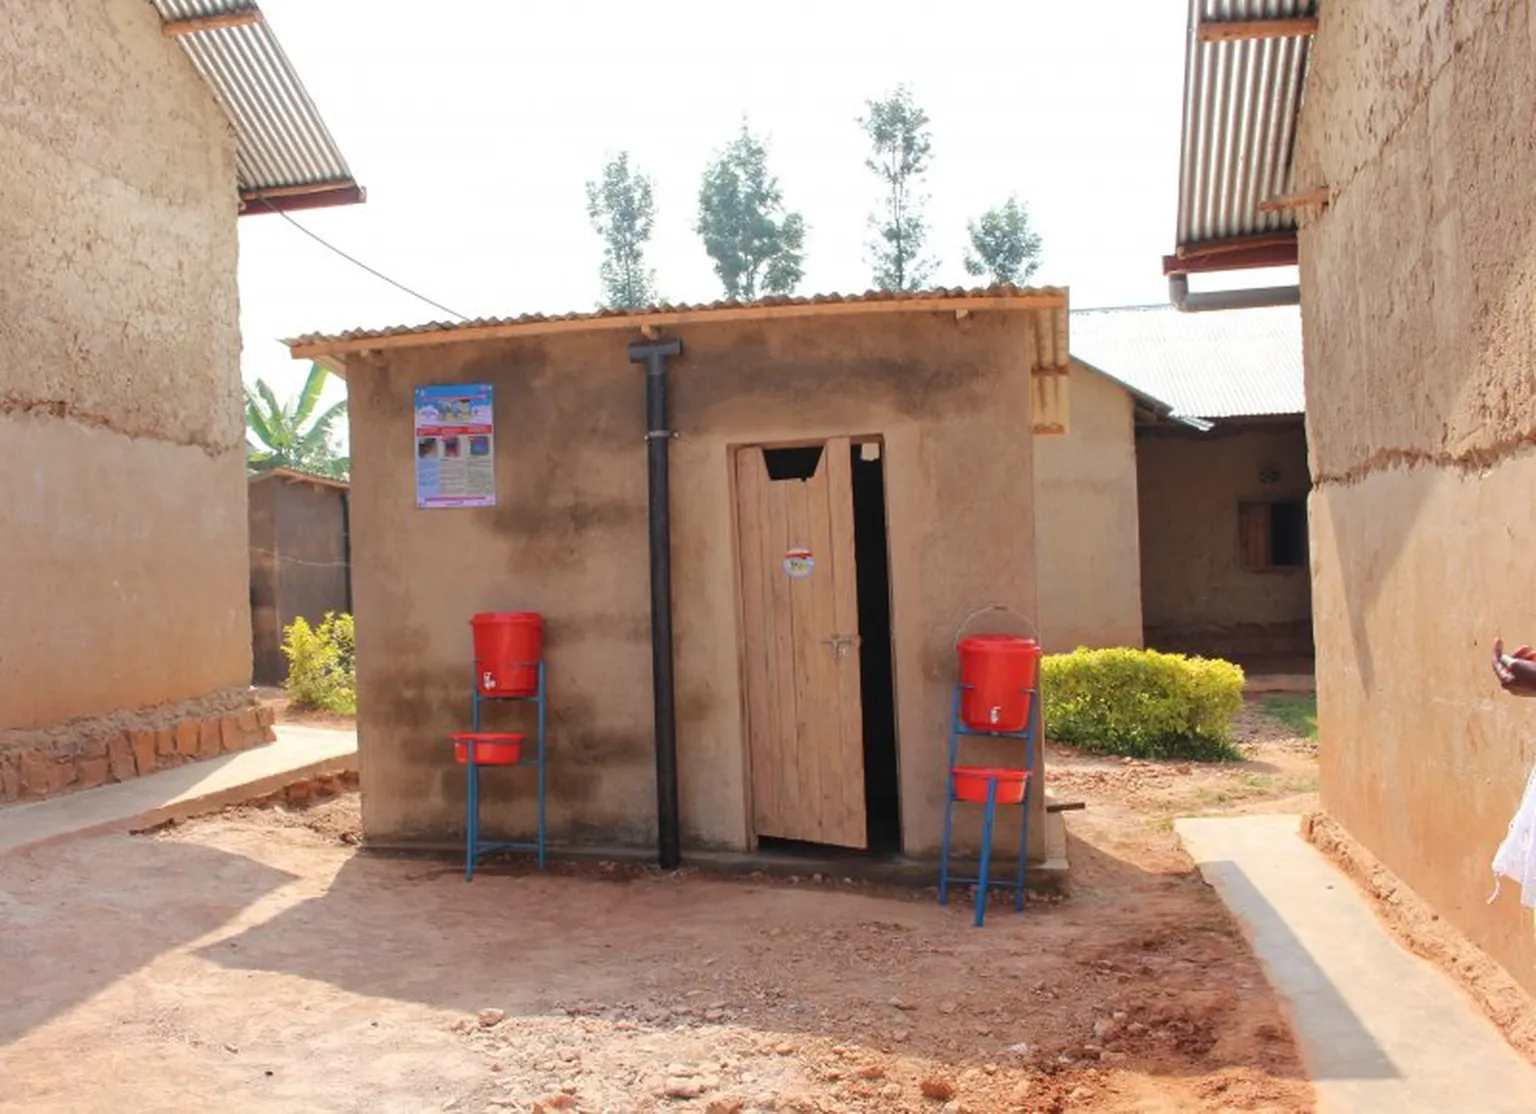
[150,1,362,213]
[286,286,1072,371]
[1169,0,1318,272]
[249,467,349,492]
[1070,303,1303,419]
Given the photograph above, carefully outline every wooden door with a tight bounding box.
[735,438,867,849]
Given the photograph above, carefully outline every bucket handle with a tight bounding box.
[954,604,1039,649]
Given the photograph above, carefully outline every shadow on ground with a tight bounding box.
[184,823,1309,1085]
[0,836,297,1047]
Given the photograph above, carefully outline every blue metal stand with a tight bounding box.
[938,681,1039,926]
[462,660,547,881]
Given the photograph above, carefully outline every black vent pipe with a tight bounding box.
[630,337,684,870]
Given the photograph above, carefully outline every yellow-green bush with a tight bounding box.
[1041,647,1244,761]
[281,612,356,716]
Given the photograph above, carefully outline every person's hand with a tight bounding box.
[1494,638,1536,696]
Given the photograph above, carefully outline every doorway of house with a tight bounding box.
[733,436,899,854]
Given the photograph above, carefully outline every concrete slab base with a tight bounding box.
[1177,813,1536,1113]
[0,724,357,856]
[364,809,1072,894]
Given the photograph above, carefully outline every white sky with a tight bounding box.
[238,0,1296,405]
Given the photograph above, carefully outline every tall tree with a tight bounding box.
[586,152,658,309]
[860,86,936,291]
[964,196,1044,286]
[245,363,349,479]
[696,124,806,300]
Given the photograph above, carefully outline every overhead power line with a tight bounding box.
[256,197,470,323]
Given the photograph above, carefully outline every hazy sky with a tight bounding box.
[238,0,1294,402]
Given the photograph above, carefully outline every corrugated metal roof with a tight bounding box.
[249,466,349,492]
[150,1,362,211]
[1172,0,1317,262]
[286,286,1072,369]
[1070,303,1303,419]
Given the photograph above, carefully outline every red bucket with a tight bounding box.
[470,612,543,697]
[957,635,1040,732]
[952,766,1030,805]
[451,732,524,766]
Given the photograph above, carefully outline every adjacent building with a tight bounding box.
[248,469,353,687]
[1165,0,1536,993]
[288,286,1308,863]
[293,291,1069,860]
[0,0,359,802]
[1073,304,1311,670]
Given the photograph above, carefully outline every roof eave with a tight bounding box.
[153,1,362,217]
[1167,0,1319,276]
[249,466,350,491]
[239,182,367,217]
[1070,356,1179,419]
[1162,233,1300,276]
[286,289,1072,365]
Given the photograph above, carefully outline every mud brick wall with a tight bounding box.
[0,701,275,804]
[1296,1,1536,994]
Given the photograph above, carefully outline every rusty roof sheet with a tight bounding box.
[286,285,1072,369]
[1070,303,1303,419]
[248,466,349,491]
[151,0,362,212]
[1172,0,1318,262]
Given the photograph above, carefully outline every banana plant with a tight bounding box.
[245,362,349,479]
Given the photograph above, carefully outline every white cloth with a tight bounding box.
[1489,764,1536,908]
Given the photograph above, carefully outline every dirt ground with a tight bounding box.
[0,700,1318,1114]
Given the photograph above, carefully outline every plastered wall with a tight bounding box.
[249,478,351,685]
[1137,420,1312,660]
[1296,0,1536,991]
[1034,363,1144,652]
[0,0,249,730]
[343,311,1044,859]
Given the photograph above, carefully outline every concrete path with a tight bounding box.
[1177,813,1536,1113]
[0,724,356,856]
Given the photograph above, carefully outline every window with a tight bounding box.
[762,445,824,482]
[1239,499,1307,571]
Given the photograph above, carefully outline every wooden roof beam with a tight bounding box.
[1164,235,1299,276]
[1257,186,1331,214]
[1197,17,1319,43]
[239,182,366,216]
[162,10,261,37]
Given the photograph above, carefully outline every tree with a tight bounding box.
[586,152,658,309]
[860,86,936,292]
[964,196,1044,286]
[245,362,349,479]
[696,124,806,300]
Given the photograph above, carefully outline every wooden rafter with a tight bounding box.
[1163,233,1299,276]
[1196,17,1319,43]
[239,182,366,216]
[1257,187,1331,214]
[162,10,261,37]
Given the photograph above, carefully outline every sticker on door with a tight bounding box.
[783,547,814,580]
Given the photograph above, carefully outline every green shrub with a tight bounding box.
[1041,647,1244,761]
[281,612,356,716]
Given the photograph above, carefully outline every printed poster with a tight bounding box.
[414,383,495,508]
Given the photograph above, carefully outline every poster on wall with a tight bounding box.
[414,383,495,509]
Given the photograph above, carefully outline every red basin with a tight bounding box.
[451,732,524,765]
[951,766,1030,805]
